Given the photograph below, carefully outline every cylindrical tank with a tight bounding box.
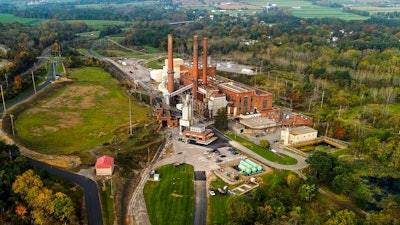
[238,164,251,175]
[245,159,258,167]
[256,165,263,172]
[239,160,253,168]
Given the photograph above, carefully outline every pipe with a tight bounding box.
[192,35,199,99]
[167,34,174,94]
[202,37,208,85]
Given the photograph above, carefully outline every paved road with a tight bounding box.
[193,181,207,225]
[30,160,103,225]
[0,62,55,117]
[0,57,103,225]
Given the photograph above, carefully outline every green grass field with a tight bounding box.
[64,20,131,30]
[144,164,194,225]
[226,134,297,165]
[0,13,45,25]
[207,177,229,225]
[15,67,151,155]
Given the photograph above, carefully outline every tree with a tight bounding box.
[325,210,356,225]
[306,151,337,183]
[298,183,316,202]
[264,197,286,218]
[226,196,254,224]
[53,192,77,223]
[214,107,228,132]
[286,173,300,190]
[259,139,270,149]
[12,169,43,196]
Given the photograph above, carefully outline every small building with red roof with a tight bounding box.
[95,155,114,176]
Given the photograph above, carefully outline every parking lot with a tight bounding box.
[154,128,249,175]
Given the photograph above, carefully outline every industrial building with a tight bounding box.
[153,34,313,140]
[280,126,318,145]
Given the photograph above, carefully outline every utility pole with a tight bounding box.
[10,114,15,136]
[129,95,133,136]
[1,85,6,112]
[4,73,8,87]
[147,147,150,165]
[320,90,325,108]
[31,71,37,94]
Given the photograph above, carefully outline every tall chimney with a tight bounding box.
[192,35,199,99]
[167,34,174,94]
[202,37,208,85]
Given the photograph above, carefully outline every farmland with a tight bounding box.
[0,13,45,25]
[247,0,369,20]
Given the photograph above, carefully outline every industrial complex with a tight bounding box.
[152,34,313,145]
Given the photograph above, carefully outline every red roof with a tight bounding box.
[95,155,114,169]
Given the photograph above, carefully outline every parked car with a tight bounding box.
[209,190,216,196]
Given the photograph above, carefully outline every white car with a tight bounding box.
[209,190,216,196]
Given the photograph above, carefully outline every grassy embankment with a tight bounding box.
[100,180,115,225]
[14,67,151,163]
[226,133,297,165]
[144,164,194,225]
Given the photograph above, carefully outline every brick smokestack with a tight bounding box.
[192,35,199,99]
[167,34,174,94]
[202,37,208,85]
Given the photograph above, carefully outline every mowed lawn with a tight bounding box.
[144,164,194,225]
[226,134,297,165]
[207,177,229,225]
[15,67,150,155]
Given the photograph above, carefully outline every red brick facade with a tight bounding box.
[281,113,313,126]
[156,108,179,127]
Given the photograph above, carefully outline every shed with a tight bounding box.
[95,155,114,176]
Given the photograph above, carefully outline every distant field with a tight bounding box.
[64,20,131,30]
[352,6,400,14]
[75,1,156,9]
[15,67,150,155]
[247,0,369,20]
[0,13,45,25]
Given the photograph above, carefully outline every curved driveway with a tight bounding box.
[30,160,103,225]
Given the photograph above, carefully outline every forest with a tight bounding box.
[0,143,82,224]
[0,1,399,224]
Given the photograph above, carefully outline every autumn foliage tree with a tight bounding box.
[12,170,78,225]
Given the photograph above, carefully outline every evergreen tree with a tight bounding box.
[214,107,228,131]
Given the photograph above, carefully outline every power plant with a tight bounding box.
[154,34,313,144]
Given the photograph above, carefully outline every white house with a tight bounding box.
[95,155,114,176]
